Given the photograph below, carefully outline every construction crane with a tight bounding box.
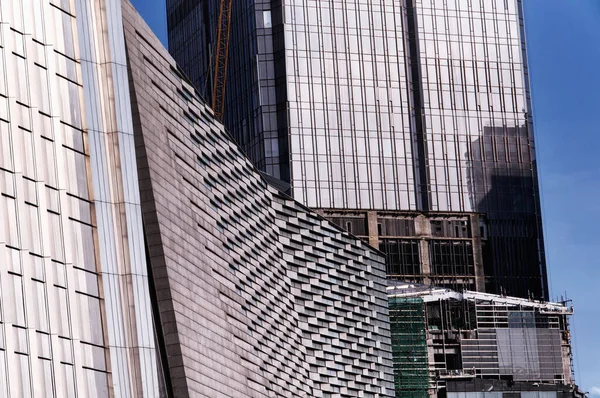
[211,0,233,121]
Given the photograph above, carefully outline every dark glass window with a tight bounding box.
[430,240,474,276]
[380,239,421,276]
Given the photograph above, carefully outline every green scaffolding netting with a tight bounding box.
[389,297,429,398]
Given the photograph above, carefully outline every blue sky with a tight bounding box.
[131,0,599,393]
[522,1,600,394]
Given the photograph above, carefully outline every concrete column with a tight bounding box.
[415,214,431,284]
[470,214,485,292]
[367,211,379,249]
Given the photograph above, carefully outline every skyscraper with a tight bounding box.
[167,0,548,300]
[0,0,394,396]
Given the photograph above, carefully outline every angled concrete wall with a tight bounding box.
[123,1,394,396]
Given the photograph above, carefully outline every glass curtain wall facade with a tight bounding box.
[167,0,548,300]
[410,0,546,297]
[283,1,415,210]
[0,0,158,396]
[167,0,290,179]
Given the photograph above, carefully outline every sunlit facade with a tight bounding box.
[0,0,157,395]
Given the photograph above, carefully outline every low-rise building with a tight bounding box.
[388,283,578,398]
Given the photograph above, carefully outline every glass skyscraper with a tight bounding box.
[167,0,548,299]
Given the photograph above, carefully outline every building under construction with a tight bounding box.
[388,283,580,398]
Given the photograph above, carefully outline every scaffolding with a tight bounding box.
[389,297,430,398]
[388,283,575,397]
